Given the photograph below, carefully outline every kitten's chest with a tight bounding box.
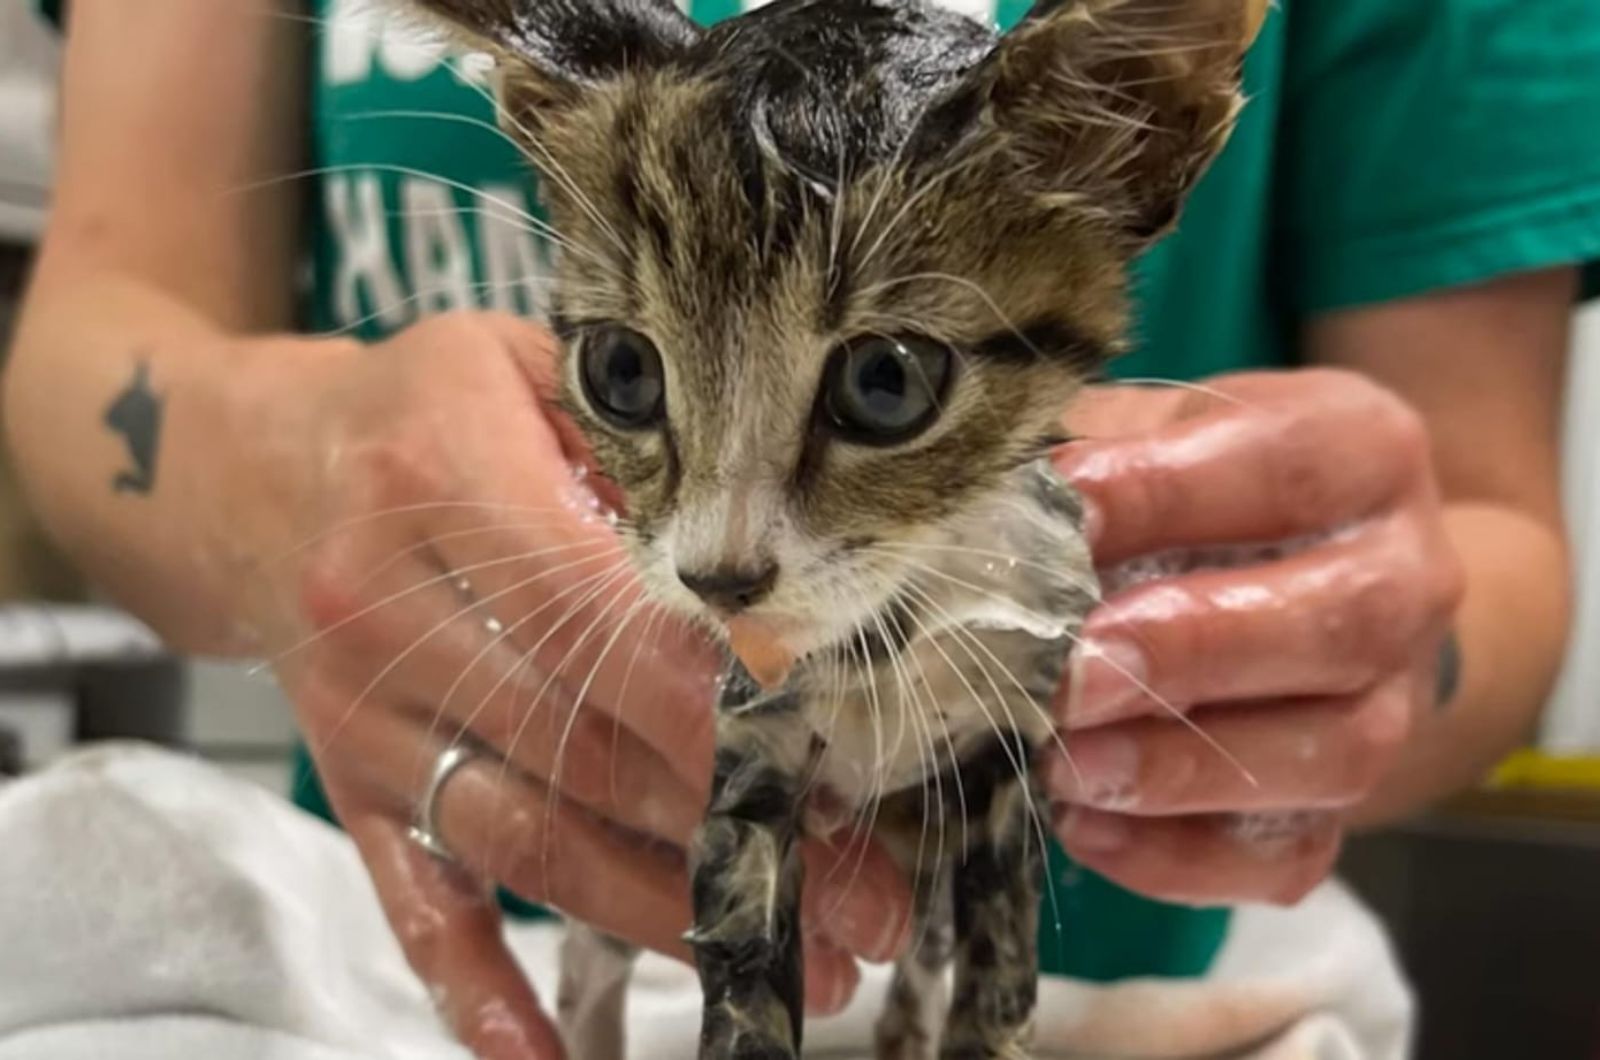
[797,462,1098,811]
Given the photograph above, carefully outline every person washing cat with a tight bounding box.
[5,0,1598,1056]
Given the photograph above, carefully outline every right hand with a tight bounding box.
[214,312,910,1059]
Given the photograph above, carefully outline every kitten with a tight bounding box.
[410,0,1262,1056]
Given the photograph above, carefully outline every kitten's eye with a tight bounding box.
[824,335,952,445]
[581,326,666,429]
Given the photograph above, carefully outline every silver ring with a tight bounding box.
[408,743,476,863]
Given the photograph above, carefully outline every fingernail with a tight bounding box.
[1066,637,1148,726]
[1050,732,1140,810]
[1056,806,1131,854]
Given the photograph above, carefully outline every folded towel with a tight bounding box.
[0,744,1411,1059]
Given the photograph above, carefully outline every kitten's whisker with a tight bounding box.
[539,589,654,884]
[1108,376,1257,410]
[441,67,632,257]
[608,604,670,806]
[269,501,592,566]
[900,582,1069,929]
[877,540,1104,601]
[414,553,632,784]
[900,580,1053,804]
[882,559,1084,788]
[895,556,1258,789]
[855,146,995,274]
[317,547,616,761]
[443,558,632,770]
[228,162,624,281]
[879,607,952,958]
[262,538,619,673]
[859,270,1043,364]
[479,560,636,874]
[354,522,615,596]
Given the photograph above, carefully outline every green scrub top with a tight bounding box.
[42,0,1600,983]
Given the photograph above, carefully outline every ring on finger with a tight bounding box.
[409,743,478,865]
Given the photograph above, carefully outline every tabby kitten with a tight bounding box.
[411,0,1262,1056]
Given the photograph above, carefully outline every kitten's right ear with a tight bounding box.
[925,0,1269,245]
[409,0,701,114]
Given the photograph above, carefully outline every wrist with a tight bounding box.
[180,332,362,652]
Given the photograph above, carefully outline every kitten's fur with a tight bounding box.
[409,0,1261,1056]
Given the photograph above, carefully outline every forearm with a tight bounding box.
[4,259,348,653]
[1351,502,1571,825]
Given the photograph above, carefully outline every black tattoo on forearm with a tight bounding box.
[104,360,163,495]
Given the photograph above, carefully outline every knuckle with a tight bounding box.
[298,546,366,635]
[1264,426,1342,526]
[1340,688,1412,795]
[1123,459,1189,551]
[1323,566,1415,678]
[1367,388,1430,464]
[392,901,451,962]
[355,429,447,505]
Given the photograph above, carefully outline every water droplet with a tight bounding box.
[484,615,504,635]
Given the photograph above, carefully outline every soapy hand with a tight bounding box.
[1045,370,1464,905]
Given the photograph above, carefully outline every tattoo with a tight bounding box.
[1434,629,1462,711]
[104,360,163,495]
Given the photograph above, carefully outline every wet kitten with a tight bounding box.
[411,0,1261,1056]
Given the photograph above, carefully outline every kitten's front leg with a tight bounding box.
[942,738,1046,1060]
[688,679,816,1060]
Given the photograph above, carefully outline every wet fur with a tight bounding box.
[409,0,1258,1056]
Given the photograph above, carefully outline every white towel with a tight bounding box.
[0,744,1411,1059]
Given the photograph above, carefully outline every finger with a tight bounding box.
[804,938,863,1017]
[1054,371,1428,565]
[1044,677,1413,815]
[320,686,868,1017]
[801,831,914,964]
[1062,515,1452,726]
[330,790,566,1060]
[315,687,698,961]
[303,538,713,844]
[1053,805,1342,906]
[430,519,721,785]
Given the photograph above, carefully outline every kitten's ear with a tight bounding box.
[409,0,700,113]
[947,0,1268,243]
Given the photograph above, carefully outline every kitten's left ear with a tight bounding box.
[409,0,701,115]
[935,0,1269,244]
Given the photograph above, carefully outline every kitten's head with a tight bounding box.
[416,0,1263,660]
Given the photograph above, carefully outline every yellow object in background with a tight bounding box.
[1490,750,1600,792]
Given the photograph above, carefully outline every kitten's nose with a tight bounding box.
[677,562,779,614]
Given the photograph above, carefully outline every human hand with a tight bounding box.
[1044,370,1464,905]
[220,312,909,1059]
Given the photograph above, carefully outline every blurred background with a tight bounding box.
[1,5,1597,1057]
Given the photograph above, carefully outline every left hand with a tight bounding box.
[1044,369,1465,906]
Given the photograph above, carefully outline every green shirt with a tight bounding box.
[47,0,1600,982]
